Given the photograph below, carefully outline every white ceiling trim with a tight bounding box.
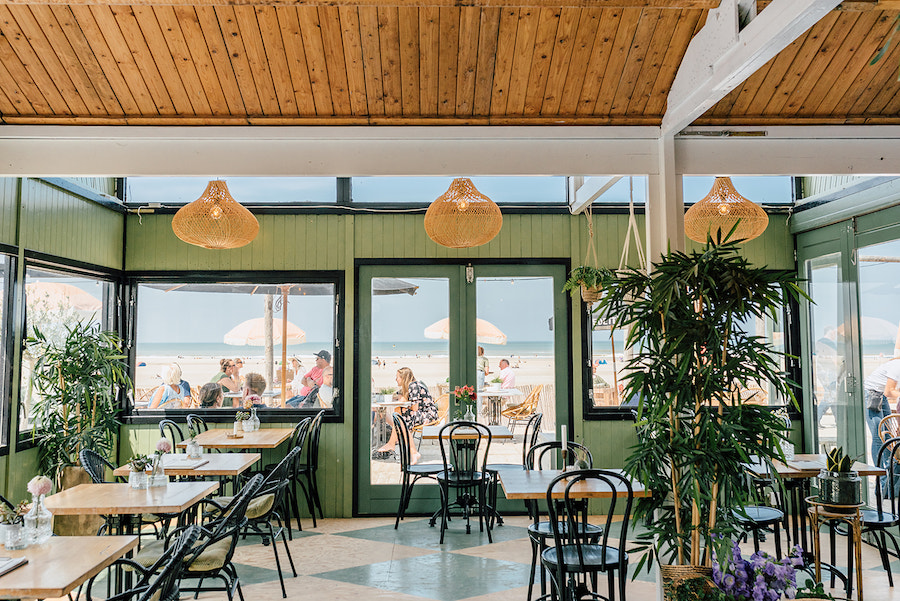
[661,0,842,135]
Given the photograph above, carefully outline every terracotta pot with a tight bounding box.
[53,466,104,536]
[660,565,714,601]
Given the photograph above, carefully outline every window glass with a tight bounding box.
[352,177,567,204]
[124,177,337,205]
[20,267,114,432]
[683,176,794,205]
[133,281,338,414]
[0,255,9,445]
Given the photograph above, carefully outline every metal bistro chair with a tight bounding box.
[541,470,633,601]
[158,419,185,451]
[296,410,326,527]
[733,462,787,559]
[859,436,900,586]
[434,420,493,544]
[879,414,900,443]
[186,413,209,434]
[393,413,444,529]
[85,524,202,601]
[486,412,543,526]
[525,440,597,601]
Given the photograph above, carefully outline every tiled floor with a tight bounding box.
[73,514,900,600]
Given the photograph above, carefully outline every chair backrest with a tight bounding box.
[290,417,313,450]
[521,413,544,464]
[876,436,900,517]
[158,419,185,448]
[435,393,450,424]
[305,410,326,472]
[193,474,265,567]
[138,524,202,601]
[880,414,900,443]
[545,469,633,576]
[521,385,543,411]
[79,448,116,483]
[526,440,593,470]
[186,414,208,434]
[264,446,304,489]
[438,420,492,477]
[393,413,413,470]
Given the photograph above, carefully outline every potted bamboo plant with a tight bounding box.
[594,233,805,582]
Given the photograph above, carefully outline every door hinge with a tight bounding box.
[466,264,474,284]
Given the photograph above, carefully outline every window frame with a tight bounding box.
[122,270,345,424]
[0,248,16,456]
[581,289,802,421]
[16,256,123,449]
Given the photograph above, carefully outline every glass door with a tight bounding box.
[356,263,568,515]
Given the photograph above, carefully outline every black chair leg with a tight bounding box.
[773,522,782,559]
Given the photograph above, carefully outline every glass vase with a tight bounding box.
[464,406,476,422]
[4,524,26,550]
[23,494,52,545]
[129,470,148,489]
[250,407,260,431]
[148,456,168,487]
[186,439,202,459]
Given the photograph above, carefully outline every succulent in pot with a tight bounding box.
[818,447,861,511]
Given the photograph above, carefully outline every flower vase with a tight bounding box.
[148,456,168,488]
[250,407,260,431]
[242,419,254,432]
[186,439,202,459]
[464,406,476,422]
[129,470,148,489]
[4,524,25,550]
[24,494,52,545]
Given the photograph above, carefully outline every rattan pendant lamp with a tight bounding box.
[684,177,768,243]
[171,180,259,249]
[424,178,503,248]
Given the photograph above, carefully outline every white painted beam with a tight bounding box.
[569,176,623,214]
[661,0,842,135]
[0,125,660,177]
[646,135,684,262]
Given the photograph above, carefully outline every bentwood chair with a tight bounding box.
[524,440,597,601]
[435,420,493,544]
[85,525,202,601]
[296,410,326,526]
[486,412,543,527]
[393,413,444,529]
[860,436,900,586]
[158,419,185,450]
[541,470,633,601]
[879,414,900,444]
[186,414,209,434]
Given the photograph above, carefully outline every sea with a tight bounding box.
[136,340,560,359]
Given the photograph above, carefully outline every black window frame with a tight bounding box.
[122,270,345,424]
[0,247,16,456]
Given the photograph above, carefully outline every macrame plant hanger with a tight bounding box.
[609,177,645,399]
[581,204,602,303]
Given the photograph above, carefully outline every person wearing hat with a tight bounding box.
[287,350,331,407]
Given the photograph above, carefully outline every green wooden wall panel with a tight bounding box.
[0,178,18,246]
[684,214,792,270]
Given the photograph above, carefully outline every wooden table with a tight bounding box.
[496,468,649,500]
[0,535,138,600]
[45,481,219,522]
[421,424,514,440]
[176,427,294,449]
[746,454,886,479]
[112,453,261,478]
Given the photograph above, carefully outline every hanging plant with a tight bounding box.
[563,265,613,302]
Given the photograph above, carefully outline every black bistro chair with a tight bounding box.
[860,436,900,586]
[435,420,493,544]
[486,412,543,524]
[393,413,444,529]
[296,410,326,526]
[158,419,185,450]
[733,463,786,559]
[541,469,633,601]
[186,413,209,434]
[524,440,596,601]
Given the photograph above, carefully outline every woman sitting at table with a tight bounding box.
[242,372,268,409]
[149,363,191,409]
[376,367,437,464]
[209,358,240,393]
[199,382,224,408]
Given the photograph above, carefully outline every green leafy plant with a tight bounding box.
[128,454,152,472]
[826,447,853,473]
[28,321,132,487]
[795,580,835,599]
[378,387,396,395]
[665,577,730,601]
[594,232,806,571]
[235,411,250,421]
[562,265,612,296]
[490,376,503,384]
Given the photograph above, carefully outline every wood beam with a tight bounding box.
[661,0,842,135]
[0,0,720,7]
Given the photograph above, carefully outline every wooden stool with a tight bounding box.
[807,496,864,601]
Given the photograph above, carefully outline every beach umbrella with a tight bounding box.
[224,317,306,346]
[424,318,507,345]
[26,282,101,312]
[837,316,899,343]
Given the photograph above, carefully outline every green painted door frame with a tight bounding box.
[355,262,570,516]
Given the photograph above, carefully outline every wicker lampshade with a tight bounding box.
[684,177,768,243]
[424,178,503,248]
[171,180,259,249]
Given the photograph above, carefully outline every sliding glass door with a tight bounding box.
[356,263,568,515]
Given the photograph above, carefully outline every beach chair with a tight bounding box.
[502,384,543,434]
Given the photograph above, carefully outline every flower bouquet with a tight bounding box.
[149,438,171,487]
[453,385,477,421]
[24,475,53,544]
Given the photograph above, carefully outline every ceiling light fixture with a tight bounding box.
[171,180,259,249]
[424,178,502,248]
[684,176,768,243]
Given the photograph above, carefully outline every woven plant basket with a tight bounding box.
[660,565,714,601]
[581,284,602,303]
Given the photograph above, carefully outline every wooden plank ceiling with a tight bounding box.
[0,0,897,126]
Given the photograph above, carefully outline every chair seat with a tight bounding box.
[437,471,486,486]
[135,537,232,573]
[734,506,784,526]
[860,508,900,526]
[408,464,444,476]
[541,544,627,571]
[528,520,603,539]
[213,494,276,520]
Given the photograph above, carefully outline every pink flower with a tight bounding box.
[27,475,52,497]
[156,438,172,454]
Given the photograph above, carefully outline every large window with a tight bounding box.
[20,266,116,433]
[131,278,341,417]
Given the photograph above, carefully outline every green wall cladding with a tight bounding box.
[20,179,124,270]
[0,179,17,247]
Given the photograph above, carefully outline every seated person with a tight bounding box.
[149,363,191,409]
[288,356,304,396]
[375,367,437,465]
[209,358,240,393]
[498,358,516,389]
[317,366,334,408]
[592,361,610,389]
[287,350,330,408]
[242,372,267,409]
[198,382,224,409]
